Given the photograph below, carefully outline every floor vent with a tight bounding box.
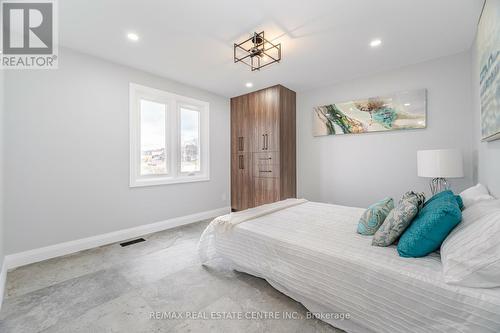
[120,238,146,247]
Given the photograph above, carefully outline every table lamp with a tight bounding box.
[417,149,464,195]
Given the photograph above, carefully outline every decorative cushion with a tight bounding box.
[441,200,500,287]
[425,189,463,209]
[459,184,495,209]
[399,191,426,209]
[357,198,394,235]
[397,190,462,258]
[455,195,464,210]
[372,192,425,247]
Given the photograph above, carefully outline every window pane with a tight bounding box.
[140,100,167,175]
[180,108,200,173]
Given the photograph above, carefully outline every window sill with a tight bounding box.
[130,175,210,188]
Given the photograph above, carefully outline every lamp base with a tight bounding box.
[430,178,449,195]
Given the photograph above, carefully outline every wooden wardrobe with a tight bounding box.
[230,85,296,211]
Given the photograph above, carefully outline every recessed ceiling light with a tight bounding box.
[404,103,411,106]
[245,82,253,88]
[127,33,139,41]
[370,39,382,47]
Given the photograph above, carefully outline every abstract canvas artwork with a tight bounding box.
[313,89,427,137]
[477,0,500,142]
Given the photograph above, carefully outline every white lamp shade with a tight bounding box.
[417,149,464,178]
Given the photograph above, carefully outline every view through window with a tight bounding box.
[140,100,167,175]
[180,107,200,173]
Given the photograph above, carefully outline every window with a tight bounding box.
[140,100,167,176]
[179,106,201,174]
[130,83,209,187]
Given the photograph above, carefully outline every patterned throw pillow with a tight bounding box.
[372,192,425,247]
[400,191,425,210]
[357,197,394,235]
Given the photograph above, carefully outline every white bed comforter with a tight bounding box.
[198,201,500,333]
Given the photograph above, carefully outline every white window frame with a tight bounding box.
[129,83,210,187]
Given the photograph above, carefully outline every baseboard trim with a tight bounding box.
[0,259,7,311]
[4,206,230,270]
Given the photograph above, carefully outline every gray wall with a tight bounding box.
[471,37,500,197]
[4,48,230,254]
[0,69,4,268]
[297,52,474,208]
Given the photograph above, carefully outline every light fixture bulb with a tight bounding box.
[245,82,253,88]
[370,39,382,47]
[127,33,139,41]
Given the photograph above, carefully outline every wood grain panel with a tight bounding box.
[248,91,264,152]
[230,95,251,155]
[253,152,280,178]
[231,152,253,211]
[263,86,280,152]
[278,85,297,199]
[253,152,279,163]
[249,87,280,152]
[231,85,296,210]
[254,178,280,206]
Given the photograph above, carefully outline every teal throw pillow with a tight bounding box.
[425,190,463,209]
[357,197,394,235]
[397,190,462,258]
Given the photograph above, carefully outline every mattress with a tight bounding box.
[198,201,500,333]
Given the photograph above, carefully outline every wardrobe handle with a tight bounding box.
[239,155,244,169]
[238,137,244,151]
[265,134,269,150]
[262,134,266,150]
[259,170,272,173]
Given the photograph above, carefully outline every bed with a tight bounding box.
[198,200,500,333]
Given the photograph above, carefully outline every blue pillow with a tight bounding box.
[425,190,463,209]
[397,190,462,258]
[455,195,464,210]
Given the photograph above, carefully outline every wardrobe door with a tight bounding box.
[231,95,251,155]
[254,178,280,206]
[263,86,280,152]
[278,86,297,199]
[249,91,264,152]
[249,87,279,152]
[231,153,253,211]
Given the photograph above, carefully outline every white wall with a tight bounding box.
[297,52,474,208]
[4,48,230,254]
[471,37,500,197]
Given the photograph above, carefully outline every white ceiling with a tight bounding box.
[60,0,483,97]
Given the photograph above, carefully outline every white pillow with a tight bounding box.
[441,199,500,288]
[459,184,494,208]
